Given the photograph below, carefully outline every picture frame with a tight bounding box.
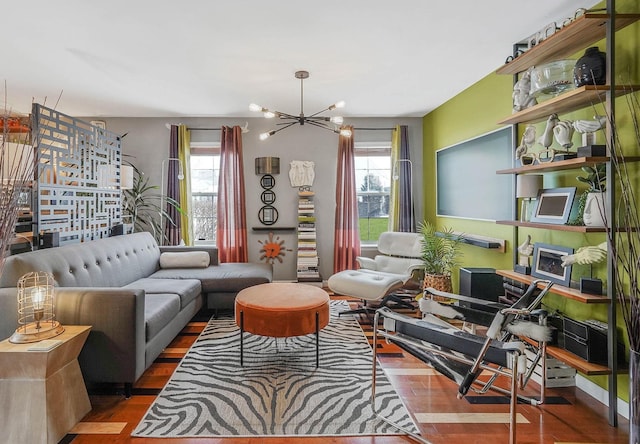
[530,187,576,224]
[531,242,573,287]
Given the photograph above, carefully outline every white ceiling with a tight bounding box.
[1,0,598,118]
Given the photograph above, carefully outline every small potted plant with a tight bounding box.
[574,164,606,227]
[418,221,463,296]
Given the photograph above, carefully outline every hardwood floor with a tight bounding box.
[63,297,630,444]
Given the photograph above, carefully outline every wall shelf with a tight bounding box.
[252,227,296,232]
[497,156,611,174]
[520,337,612,376]
[495,13,640,76]
[497,270,610,304]
[495,220,607,232]
[498,85,640,125]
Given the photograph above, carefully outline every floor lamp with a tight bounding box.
[160,157,184,246]
[392,159,414,232]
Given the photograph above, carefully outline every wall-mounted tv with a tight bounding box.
[436,126,514,221]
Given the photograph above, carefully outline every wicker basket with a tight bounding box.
[423,273,453,302]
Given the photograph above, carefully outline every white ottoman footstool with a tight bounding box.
[327,270,406,315]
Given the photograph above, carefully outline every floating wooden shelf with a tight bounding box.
[252,227,296,231]
[520,337,611,376]
[496,156,614,174]
[498,85,640,125]
[495,220,607,232]
[496,13,640,76]
[497,269,610,304]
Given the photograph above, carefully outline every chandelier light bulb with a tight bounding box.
[330,116,343,124]
[263,111,276,119]
[339,128,352,137]
[334,101,346,109]
[259,132,271,141]
[249,103,263,112]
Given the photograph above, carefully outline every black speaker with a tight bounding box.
[40,231,59,249]
[459,267,504,303]
[580,277,603,295]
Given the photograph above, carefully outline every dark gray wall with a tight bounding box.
[90,116,422,281]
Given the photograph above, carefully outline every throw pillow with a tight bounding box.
[159,251,210,269]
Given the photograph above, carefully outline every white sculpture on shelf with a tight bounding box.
[289,160,315,188]
[538,113,560,149]
[561,241,607,267]
[512,68,538,112]
[517,235,534,267]
[573,115,607,146]
[553,120,575,149]
[515,125,536,160]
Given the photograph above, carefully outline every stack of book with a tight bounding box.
[297,192,321,282]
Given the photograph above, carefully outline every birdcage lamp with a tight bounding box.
[9,271,64,343]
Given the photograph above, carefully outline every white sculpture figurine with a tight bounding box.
[538,114,560,149]
[289,160,315,188]
[573,115,607,146]
[512,68,538,112]
[515,125,536,160]
[553,120,575,149]
[561,242,608,267]
[517,235,534,267]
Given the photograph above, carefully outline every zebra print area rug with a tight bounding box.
[132,300,419,438]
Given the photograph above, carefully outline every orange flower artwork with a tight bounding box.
[258,232,292,264]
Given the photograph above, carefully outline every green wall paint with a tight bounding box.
[422,14,639,402]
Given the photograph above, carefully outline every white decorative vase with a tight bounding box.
[583,192,606,227]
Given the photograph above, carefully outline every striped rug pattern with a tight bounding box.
[132,301,418,438]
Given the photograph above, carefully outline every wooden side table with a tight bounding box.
[0,325,92,444]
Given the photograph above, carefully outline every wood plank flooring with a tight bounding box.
[63,296,630,444]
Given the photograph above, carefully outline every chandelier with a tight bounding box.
[250,70,352,140]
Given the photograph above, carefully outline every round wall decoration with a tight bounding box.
[261,189,276,205]
[258,232,292,264]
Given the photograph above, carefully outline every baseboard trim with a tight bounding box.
[575,374,629,420]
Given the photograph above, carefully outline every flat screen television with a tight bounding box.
[436,126,514,221]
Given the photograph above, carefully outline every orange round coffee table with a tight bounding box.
[235,282,330,366]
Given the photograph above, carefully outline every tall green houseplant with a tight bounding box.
[122,163,183,244]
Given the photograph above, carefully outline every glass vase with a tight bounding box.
[631,349,640,444]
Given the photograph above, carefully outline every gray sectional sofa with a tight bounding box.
[0,232,272,395]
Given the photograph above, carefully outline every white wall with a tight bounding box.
[91,116,423,281]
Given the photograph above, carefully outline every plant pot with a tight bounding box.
[583,192,606,227]
[423,273,453,302]
[631,349,640,444]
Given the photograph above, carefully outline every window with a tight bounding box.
[354,142,391,244]
[190,145,220,244]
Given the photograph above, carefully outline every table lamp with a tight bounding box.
[516,175,543,222]
[10,271,64,343]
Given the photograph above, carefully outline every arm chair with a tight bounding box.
[327,231,423,316]
[371,279,554,444]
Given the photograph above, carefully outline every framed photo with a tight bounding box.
[530,187,576,224]
[531,243,573,287]
[258,205,278,225]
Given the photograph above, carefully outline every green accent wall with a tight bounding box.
[422,11,639,401]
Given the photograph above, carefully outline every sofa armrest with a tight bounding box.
[160,245,219,266]
[356,256,377,270]
[55,287,146,385]
[0,287,19,341]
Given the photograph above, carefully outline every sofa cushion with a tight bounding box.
[159,251,210,269]
[145,294,181,341]
[149,263,273,293]
[124,278,201,309]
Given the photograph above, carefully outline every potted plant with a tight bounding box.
[122,162,183,244]
[418,221,463,295]
[575,164,606,227]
